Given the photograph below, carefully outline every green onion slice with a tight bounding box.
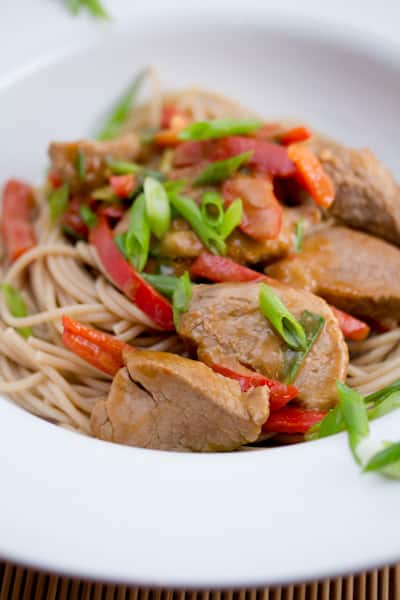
[97,69,147,140]
[82,0,110,18]
[169,193,226,255]
[143,177,171,240]
[91,186,117,201]
[218,198,243,240]
[107,159,142,175]
[49,183,69,220]
[172,272,192,328]
[259,284,307,351]
[337,382,370,464]
[283,310,325,383]
[1,284,32,339]
[79,205,97,229]
[141,274,179,298]
[295,218,304,253]
[76,151,86,180]
[194,151,253,186]
[200,191,224,228]
[364,442,400,478]
[179,118,262,141]
[67,0,81,15]
[125,194,151,271]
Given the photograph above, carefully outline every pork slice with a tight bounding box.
[158,203,320,264]
[90,350,269,452]
[267,226,400,320]
[177,282,348,410]
[310,136,400,245]
[48,134,140,192]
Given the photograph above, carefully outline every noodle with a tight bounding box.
[1,81,399,443]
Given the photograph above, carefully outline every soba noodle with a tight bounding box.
[0,79,398,436]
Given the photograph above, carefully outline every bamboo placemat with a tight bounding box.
[1,562,400,600]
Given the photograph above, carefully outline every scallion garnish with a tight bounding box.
[337,382,370,464]
[107,158,165,183]
[91,186,117,201]
[79,205,97,229]
[141,274,179,298]
[168,193,226,255]
[107,159,141,175]
[200,191,224,228]
[193,151,253,186]
[125,194,150,271]
[97,69,147,140]
[49,183,69,220]
[1,284,32,339]
[306,381,400,441]
[259,284,307,351]
[295,218,304,253]
[159,149,174,174]
[178,118,262,141]
[283,310,325,383]
[364,442,400,478]
[218,198,243,240]
[172,272,192,328]
[143,177,171,240]
[76,151,86,180]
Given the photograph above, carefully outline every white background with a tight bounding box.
[2,0,400,83]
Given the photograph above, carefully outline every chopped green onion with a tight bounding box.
[307,382,400,441]
[125,194,150,271]
[259,284,307,351]
[364,441,400,477]
[295,218,304,252]
[141,274,179,298]
[92,186,117,201]
[160,149,174,174]
[97,69,147,140]
[172,272,192,328]
[169,194,226,255]
[107,159,142,175]
[76,151,86,180]
[67,0,81,16]
[1,284,32,339]
[49,183,69,220]
[194,151,253,186]
[200,192,224,228]
[179,118,262,141]
[107,158,165,183]
[337,382,369,464]
[79,205,97,229]
[283,310,325,383]
[218,198,243,239]
[163,180,188,195]
[143,177,171,239]
[81,0,110,18]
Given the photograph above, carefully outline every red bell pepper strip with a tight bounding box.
[62,316,129,376]
[330,306,370,341]
[109,174,137,199]
[215,136,296,177]
[2,179,37,262]
[222,175,282,240]
[48,170,63,189]
[90,216,174,330]
[209,360,298,412]
[287,143,335,208]
[262,407,326,434]
[280,126,312,146]
[190,252,267,283]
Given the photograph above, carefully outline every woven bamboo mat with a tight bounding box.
[1,562,400,600]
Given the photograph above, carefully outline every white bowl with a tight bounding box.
[1,12,400,588]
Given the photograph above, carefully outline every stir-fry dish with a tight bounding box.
[1,69,400,474]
